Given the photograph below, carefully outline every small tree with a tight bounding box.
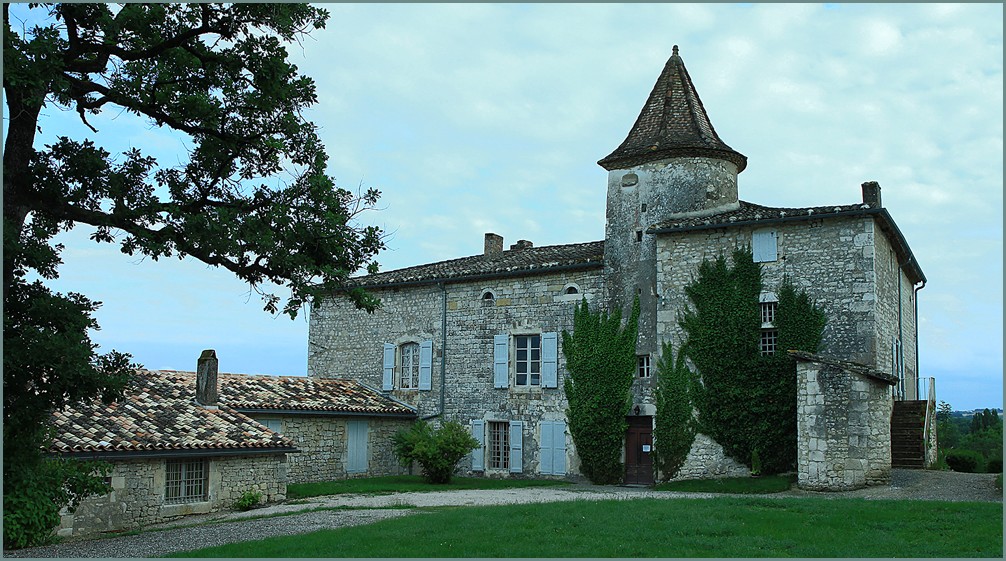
[562,297,640,484]
[652,341,696,480]
[392,420,479,484]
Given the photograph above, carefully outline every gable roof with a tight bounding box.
[598,46,746,172]
[51,370,415,458]
[349,240,605,289]
[649,200,926,285]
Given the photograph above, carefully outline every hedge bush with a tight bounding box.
[392,420,479,484]
[945,449,985,473]
[652,341,695,480]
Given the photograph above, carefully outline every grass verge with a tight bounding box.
[166,497,1002,558]
[286,475,569,499]
[654,474,796,494]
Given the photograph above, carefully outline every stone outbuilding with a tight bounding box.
[50,351,415,538]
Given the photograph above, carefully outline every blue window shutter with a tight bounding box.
[509,421,523,473]
[540,421,554,474]
[753,230,778,262]
[493,334,509,388]
[471,420,485,471]
[347,420,368,473]
[553,421,567,476]
[541,332,558,388]
[419,340,433,390]
[382,343,395,390]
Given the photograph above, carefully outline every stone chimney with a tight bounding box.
[484,233,504,256]
[509,240,534,251]
[196,349,219,408]
[861,181,882,208]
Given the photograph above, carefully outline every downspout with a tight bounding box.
[420,282,448,421]
[914,280,926,399]
[897,271,904,398]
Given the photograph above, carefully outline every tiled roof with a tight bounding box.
[649,200,873,232]
[649,200,925,285]
[599,46,746,172]
[216,373,415,415]
[51,370,416,456]
[349,240,605,288]
[50,370,295,455]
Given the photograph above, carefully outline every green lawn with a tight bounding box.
[285,475,569,499]
[167,497,1002,558]
[654,474,796,494]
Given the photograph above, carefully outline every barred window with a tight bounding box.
[165,459,208,504]
[488,421,509,470]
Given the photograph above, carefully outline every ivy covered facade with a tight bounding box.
[309,47,925,484]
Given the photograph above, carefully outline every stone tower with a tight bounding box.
[599,46,747,356]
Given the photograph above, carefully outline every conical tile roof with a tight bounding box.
[599,46,746,172]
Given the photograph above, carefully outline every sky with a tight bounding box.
[10,3,1003,410]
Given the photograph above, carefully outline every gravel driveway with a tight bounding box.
[6,469,1000,558]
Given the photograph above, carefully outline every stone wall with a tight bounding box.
[309,267,605,477]
[56,453,287,538]
[668,433,750,480]
[655,214,884,367]
[793,352,895,491]
[872,221,920,399]
[248,414,412,483]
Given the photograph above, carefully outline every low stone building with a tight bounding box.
[50,351,415,538]
[308,46,926,486]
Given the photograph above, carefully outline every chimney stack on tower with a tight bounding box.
[861,181,882,208]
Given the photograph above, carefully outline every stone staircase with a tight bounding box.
[891,400,928,468]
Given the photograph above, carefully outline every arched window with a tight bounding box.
[564,286,579,295]
[399,342,420,389]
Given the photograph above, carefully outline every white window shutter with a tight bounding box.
[419,340,433,390]
[471,420,485,471]
[493,334,509,388]
[553,421,567,476]
[509,421,523,473]
[540,421,554,474]
[752,229,778,262]
[541,332,558,388]
[382,343,395,390]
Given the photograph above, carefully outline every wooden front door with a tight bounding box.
[624,416,654,485]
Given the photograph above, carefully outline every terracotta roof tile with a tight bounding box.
[350,240,604,288]
[649,200,873,232]
[50,370,415,455]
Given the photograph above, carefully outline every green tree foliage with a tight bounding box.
[679,248,825,475]
[562,297,640,484]
[392,421,480,484]
[4,4,384,547]
[652,341,696,480]
[936,401,961,450]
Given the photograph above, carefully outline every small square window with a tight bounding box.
[165,459,208,504]
[637,355,651,378]
[760,330,777,356]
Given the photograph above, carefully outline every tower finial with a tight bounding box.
[672,45,679,56]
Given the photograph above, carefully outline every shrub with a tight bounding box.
[945,449,984,473]
[986,458,1002,473]
[3,457,112,549]
[234,490,262,511]
[392,420,479,484]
